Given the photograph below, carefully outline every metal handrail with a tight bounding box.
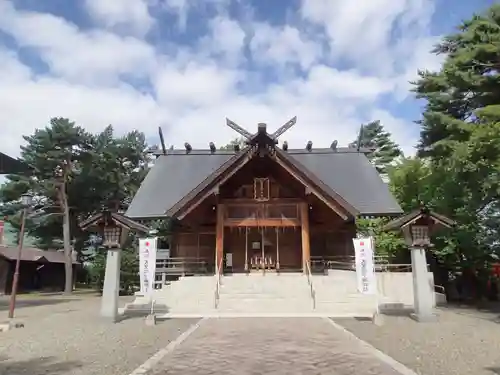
[305,260,316,309]
[214,256,223,309]
[155,257,210,275]
[435,285,446,294]
[310,256,416,273]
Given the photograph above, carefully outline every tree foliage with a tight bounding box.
[220,137,247,150]
[0,118,150,293]
[352,120,402,175]
[387,4,500,298]
[355,217,406,259]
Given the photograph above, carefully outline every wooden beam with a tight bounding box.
[223,218,300,227]
[215,204,225,273]
[220,198,302,204]
[300,202,311,273]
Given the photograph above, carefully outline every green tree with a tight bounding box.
[413,4,500,157]
[0,120,150,293]
[407,5,500,298]
[19,118,93,293]
[220,137,246,150]
[355,217,406,259]
[351,121,402,175]
[88,245,139,295]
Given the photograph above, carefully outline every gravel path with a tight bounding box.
[336,308,500,375]
[0,295,198,375]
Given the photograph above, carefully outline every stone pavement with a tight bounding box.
[145,317,412,375]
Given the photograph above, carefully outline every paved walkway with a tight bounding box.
[141,318,412,375]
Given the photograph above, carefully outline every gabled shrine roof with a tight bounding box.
[126,147,403,219]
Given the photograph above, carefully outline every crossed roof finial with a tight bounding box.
[225,116,297,142]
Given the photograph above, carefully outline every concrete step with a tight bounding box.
[220,293,309,299]
[217,299,315,313]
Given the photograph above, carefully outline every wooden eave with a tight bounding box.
[382,208,455,231]
[171,147,357,221]
[166,148,252,218]
[80,211,151,233]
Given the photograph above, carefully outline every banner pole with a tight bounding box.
[371,236,380,316]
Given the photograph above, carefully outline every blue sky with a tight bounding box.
[0,0,495,163]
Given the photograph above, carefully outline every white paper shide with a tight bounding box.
[139,237,157,297]
[353,237,377,294]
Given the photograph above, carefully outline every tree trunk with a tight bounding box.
[60,181,73,294]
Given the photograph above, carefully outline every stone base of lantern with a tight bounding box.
[101,248,121,322]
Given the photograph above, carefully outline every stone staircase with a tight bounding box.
[125,272,378,318]
[217,273,314,314]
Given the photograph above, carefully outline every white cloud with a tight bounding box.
[250,23,322,70]
[154,61,241,107]
[84,0,154,36]
[299,0,436,77]
[199,16,246,65]
[0,1,156,84]
[0,0,443,168]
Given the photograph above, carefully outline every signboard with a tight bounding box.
[353,237,377,294]
[139,237,158,297]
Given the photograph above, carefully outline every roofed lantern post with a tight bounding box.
[383,204,455,323]
[80,211,149,322]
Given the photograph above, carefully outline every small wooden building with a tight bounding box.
[0,151,30,174]
[0,246,79,294]
[126,121,403,274]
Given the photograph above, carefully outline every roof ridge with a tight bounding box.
[152,147,369,156]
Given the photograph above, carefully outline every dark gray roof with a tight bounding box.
[0,246,79,264]
[126,152,234,218]
[289,151,402,215]
[126,148,402,218]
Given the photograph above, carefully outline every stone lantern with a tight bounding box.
[80,211,150,321]
[383,204,455,322]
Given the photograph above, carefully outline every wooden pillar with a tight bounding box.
[300,202,311,273]
[216,204,224,274]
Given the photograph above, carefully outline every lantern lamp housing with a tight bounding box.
[21,193,33,206]
[102,225,122,248]
[410,224,431,247]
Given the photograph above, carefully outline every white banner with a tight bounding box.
[353,237,377,294]
[139,237,157,297]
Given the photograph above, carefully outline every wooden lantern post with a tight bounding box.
[80,211,149,322]
[383,204,455,322]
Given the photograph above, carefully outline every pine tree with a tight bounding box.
[352,120,402,175]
